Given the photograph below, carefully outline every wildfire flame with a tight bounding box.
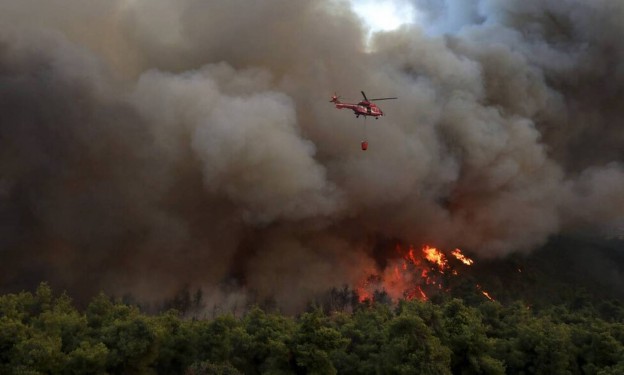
[451,248,474,265]
[477,284,495,301]
[423,245,448,270]
[356,244,496,304]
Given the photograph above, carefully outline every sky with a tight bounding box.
[350,0,417,34]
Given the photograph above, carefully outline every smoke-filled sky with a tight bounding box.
[1,0,624,311]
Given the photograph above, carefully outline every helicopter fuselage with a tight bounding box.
[335,101,383,119]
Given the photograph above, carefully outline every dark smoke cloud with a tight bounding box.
[1,0,624,311]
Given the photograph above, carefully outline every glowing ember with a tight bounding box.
[356,272,381,302]
[476,284,495,301]
[481,291,494,301]
[358,290,372,303]
[451,248,474,265]
[408,246,419,265]
[404,285,427,301]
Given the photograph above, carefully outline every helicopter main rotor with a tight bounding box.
[361,90,397,102]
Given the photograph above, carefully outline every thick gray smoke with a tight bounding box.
[1,0,624,311]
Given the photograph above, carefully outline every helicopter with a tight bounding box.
[330,91,397,119]
[330,91,397,150]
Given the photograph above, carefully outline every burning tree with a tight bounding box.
[356,244,494,304]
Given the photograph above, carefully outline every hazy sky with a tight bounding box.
[350,0,417,33]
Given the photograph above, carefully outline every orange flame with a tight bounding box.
[358,290,372,303]
[422,245,448,270]
[402,284,428,301]
[356,244,497,304]
[481,291,494,301]
[451,248,474,265]
[476,284,495,301]
[355,269,380,303]
[408,252,416,265]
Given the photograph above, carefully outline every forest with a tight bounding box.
[2,281,624,375]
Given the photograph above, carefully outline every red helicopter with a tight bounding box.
[330,91,397,150]
[330,91,397,119]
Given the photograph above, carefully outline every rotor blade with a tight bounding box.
[330,92,342,102]
[370,97,398,101]
[361,91,369,101]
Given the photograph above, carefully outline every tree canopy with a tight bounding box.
[1,283,623,374]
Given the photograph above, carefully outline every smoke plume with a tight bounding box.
[1,0,624,311]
